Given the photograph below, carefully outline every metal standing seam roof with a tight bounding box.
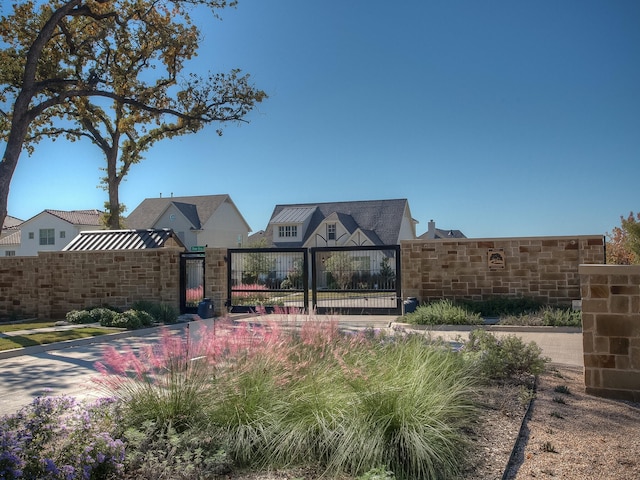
[63,229,185,251]
[270,206,317,224]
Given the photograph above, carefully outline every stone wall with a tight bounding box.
[401,235,605,305]
[0,249,184,319]
[1,237,606,319]
[580,264,640,402]
[204,248,228,316]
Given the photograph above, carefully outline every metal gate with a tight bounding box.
[311,245,401,315]
[227,248,308,313]
[180,253,205,314]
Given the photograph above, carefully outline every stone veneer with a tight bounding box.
[400,236,604,305]
[580,264,640,402]
[1,238,605,319]
[0,249,183,318]
[0,248,227,319]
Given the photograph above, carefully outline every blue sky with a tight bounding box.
[6,0,640,238]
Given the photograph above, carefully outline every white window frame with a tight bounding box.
[327,223,336,240]
[39,228,55,246]
[278,225,297,238]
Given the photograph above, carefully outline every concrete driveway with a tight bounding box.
[0,316,583,416]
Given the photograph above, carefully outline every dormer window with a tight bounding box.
[327,223,336,240]
[278,225,297,238]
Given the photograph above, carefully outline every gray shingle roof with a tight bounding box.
[418,228,466,240]
[63,229,185,251]
[124,195,240,230]
[264,199,410,246]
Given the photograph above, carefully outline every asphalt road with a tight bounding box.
[0,316,583,416]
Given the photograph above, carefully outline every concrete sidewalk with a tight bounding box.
[0,316,584,415]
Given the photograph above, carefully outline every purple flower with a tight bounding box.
[43,457,60,475]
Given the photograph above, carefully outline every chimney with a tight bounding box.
[427,219,436,239]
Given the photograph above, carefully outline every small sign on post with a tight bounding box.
[191,246,205,252]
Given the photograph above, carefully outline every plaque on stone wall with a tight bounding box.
[488,248,505,270]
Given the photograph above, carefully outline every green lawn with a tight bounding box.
[0,327,115,352]
[0,320,59,333]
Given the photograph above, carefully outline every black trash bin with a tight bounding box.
[197,298,214,319]
[403,297,418,314]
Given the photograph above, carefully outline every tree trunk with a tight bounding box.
[0,0,82,230]
[105,145,123,229]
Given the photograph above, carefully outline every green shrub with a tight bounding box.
[463,329,548,380]
[498,306,581,327]
[122,421,230,480]
[541,306,581,327]
[404,299,482,325]
[132,301,179,324]
[90,307,119,325]
[66,307,120,325]
[101,309,154,329]
[65,309,94,324]
[458,297,542,317]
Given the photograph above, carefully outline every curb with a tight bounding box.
[502,375,538,480]
[0,323,188,361]
[390,322,582,334]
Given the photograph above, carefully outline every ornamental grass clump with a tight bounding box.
[212,318,477,479]
[95,315,482,479]
[404,299,482,325]
[95,327,219,433]
[0,395,124,479]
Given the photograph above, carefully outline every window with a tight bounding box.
[60,231,66,239]
[28,232,34,240]
[5,251,15,257]
[39,229,55,245]
[278,225,297,238]
[354,256,371,272]
[327,223,336,240]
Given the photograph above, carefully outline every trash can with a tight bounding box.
[403,297,418,314]
[197,298,214,319]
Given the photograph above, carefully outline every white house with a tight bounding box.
[1,210,104,257]
[261,198,418,248]
[124,194,251,250]
[246,199,418,289]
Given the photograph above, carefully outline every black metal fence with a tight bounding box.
[311,245,401,315]
[226,248,308,313]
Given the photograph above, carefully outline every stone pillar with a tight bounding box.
[580,264,640,402]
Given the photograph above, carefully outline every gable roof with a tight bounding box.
[265,199,411,246]
[63,229,185,251]
[0,230,20,246]
[2,215,23,230]
[125,194,248,230]
[419,228,466,240]
[19,209,103,226]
